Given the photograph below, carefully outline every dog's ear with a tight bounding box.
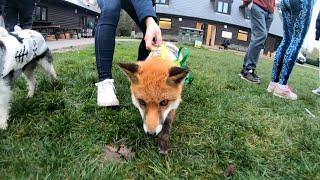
[167,66,189,86]
[118,63,139,84]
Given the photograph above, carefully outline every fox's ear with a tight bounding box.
[167,66,189,86]
[118,63,139,83]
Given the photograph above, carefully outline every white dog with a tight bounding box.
[0,26,57,129]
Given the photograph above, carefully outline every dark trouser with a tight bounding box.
[95,0,150,81]
[4,0,34,32]
[271,0,313,85]
[243,4,273,70]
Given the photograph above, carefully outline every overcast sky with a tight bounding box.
[303,0,319,51]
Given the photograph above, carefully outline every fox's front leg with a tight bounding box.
[158,110,175,155]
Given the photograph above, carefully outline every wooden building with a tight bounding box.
[154,0,283,55]
[32,0,100,39]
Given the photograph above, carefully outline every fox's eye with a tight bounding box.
[160,100,169,106]
[138,99,147,106]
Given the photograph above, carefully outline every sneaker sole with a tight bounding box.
[239,74,261,84]
[267,88,274,93]
[97,101,120,107]
[273,92,297,100]
[312,90,320,95]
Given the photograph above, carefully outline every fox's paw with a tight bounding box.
[159,148,169,155]
[158,136,170,155]
[158,143,170,155]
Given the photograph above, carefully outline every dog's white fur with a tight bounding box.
[0,79,11,129]
[0,26,57,129]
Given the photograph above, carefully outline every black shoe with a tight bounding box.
[239,69,261,84]
[251,70,260,80]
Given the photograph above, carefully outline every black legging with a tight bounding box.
[95,0,154,81]
[4,0,34,32]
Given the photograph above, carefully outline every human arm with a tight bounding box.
[131,0,163,50]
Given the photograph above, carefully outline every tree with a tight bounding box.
[116,10,135,37]
[310,47,320,60]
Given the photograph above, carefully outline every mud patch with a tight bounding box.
[99,144,135,166]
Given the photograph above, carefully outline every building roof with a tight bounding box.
[156,0,283,37]
[63,0,100,14]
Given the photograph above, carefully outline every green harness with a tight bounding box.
[173,47,194,84]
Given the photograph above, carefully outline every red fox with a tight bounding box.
[119,45,188,154]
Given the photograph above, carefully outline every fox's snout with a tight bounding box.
[143,106,163,136]
[144,123,163,136]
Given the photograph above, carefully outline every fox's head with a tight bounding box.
[119,56,188,136]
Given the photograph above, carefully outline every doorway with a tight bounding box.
[206,24,216,46]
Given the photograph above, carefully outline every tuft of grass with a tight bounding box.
[0,42,319,179]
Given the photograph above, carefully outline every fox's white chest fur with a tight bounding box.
[0,27,48,78]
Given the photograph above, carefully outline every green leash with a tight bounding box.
[174,47,194,84]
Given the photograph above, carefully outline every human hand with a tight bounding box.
[247,1,253,10]
[145,17,163,50]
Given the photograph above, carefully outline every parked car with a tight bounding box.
[297,52,306,64]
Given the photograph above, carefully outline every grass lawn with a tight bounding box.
[1,42,319,179]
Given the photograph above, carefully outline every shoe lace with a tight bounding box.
[97,80,116,93]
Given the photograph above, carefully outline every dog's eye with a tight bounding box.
[138,99,147,106]
[160,100,169,106]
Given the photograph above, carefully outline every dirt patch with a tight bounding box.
[99,143,135,166]
[51,45,92,53]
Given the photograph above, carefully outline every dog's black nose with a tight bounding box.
[146,131,156,136]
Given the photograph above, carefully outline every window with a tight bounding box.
[159,18,171,30]
[196,22,204,30]
[237,30,248,41]
[34,6,48,21]
[155,0,167,4]
[41,8,47,21]
[216,0,231,14]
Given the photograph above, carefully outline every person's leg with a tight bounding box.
[17,0,34,30]
[279,0,313,85]
[122,1,151,61]
[271,0,292,83]
[273,0,313,100]
[243,4,270,70]
[3,0,18,32]
[95,0,121,106]
[95,0,121,81]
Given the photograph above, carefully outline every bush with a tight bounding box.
[116,10,135,37]
[306,58,319,67]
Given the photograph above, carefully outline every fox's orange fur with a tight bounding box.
[133,57,183,131]
[119,51,188,154]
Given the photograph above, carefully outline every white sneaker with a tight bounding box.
[267,81,277,93]
[312,87,320,95]
[273,84,298,100]
[95,79,119,107]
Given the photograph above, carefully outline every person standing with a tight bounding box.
[312,10,320,95]
[267,0,314,100]
[240,0,275,84]
[2,0,35,32]
[94,0,162,107]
